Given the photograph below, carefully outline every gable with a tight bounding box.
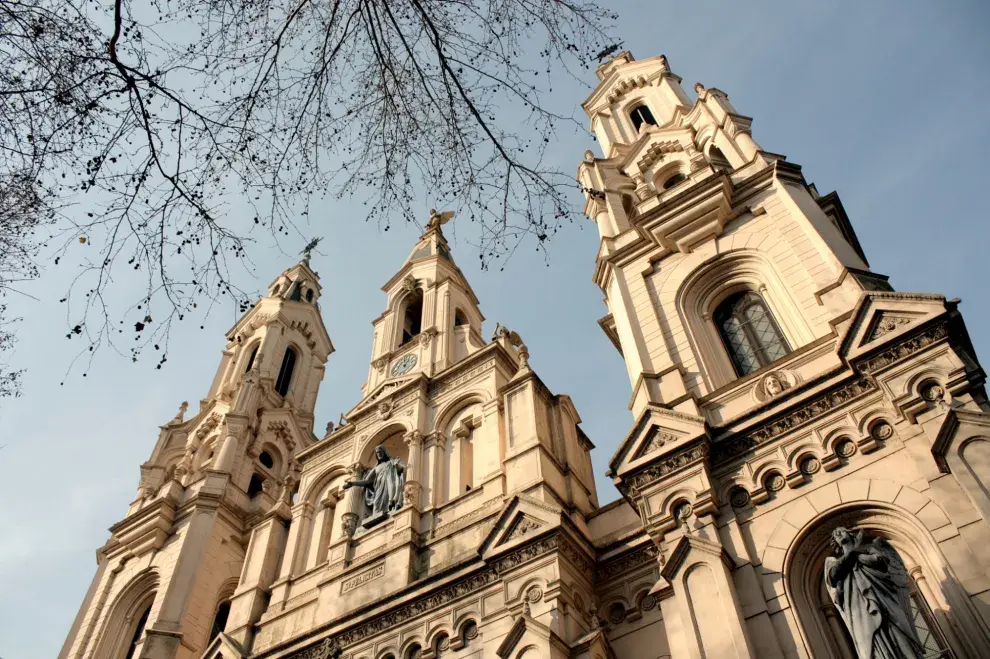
[837,292,950,362]
[478,494,564,560]
[608,405,707,478]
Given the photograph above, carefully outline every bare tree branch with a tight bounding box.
[0,0,618,378]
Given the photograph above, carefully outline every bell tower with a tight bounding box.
[364,211,486,391]
[584,52,990,659]
[579,51,878,419]
[60,258,333,659]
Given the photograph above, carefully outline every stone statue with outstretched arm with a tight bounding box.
[342,445,406,529]
[824,527,925,659]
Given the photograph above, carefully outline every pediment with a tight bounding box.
[837,292,949,361]
[607,405,707,478]
[200,632,247,659]
[495,612,553,659]
[348,375,420,416]
[479,494,563,560]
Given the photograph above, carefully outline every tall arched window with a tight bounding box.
[714,291,790,376]
[208,600,231,645]
[454,309,468,326]
[122,603,152,659]
[243,345,259,373]
[630,104,657,131]
[274,347,296,396]
[402,290,423,344]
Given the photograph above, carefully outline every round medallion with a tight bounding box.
[608,603,625,625]
[799,456,821,475]
[640,594,657,611]
[526,586,543,603]
[729,486,751,509]
[836,439,856,458]
[766,472,786,492]
[872,422,894,440]
[390,353,418,377]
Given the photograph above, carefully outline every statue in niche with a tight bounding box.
[824,527,925,659]
[343,445,406,529]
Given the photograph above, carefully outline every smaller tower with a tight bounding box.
[60,258,333,659]
[364,212,486,392]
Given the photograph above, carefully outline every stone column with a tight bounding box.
[337,462,365,540]
[423,432,447,509]
[403,430,424,509]
[279,501,315,579]
[212,414,248,475]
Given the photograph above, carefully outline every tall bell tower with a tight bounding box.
[60,258,333,659]
[582,52,990,659]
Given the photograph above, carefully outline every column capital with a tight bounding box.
[403,429,424,446]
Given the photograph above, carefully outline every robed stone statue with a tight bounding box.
[824,527,926,659]
[343,445,406,529]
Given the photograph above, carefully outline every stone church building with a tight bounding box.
[61,52,990,659]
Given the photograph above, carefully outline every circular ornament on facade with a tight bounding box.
[526,586,543,603]
[463,621,479,640]
[765,472,786,492]
[673,502,693,521]
[836,439,856,458]
[799,456,821,475]
[640,594,657,611]
[608,603,625,625]
[872,421,894,441]
[729,486,751,509]
[390,353,418,377]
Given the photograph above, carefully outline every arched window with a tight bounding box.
[402,290,423,345]
[662,172,687,190]
[247,473,265,498]
[208,601,231,645]
[707,145,732,170]
[714,291,790,376]
[259,450,274,469]
[305,289,314,303]
[454,309,468,326]
[122,603,152,659]
[289,282,302,301]
[243,345,259,373]
[274,347,296,396]
[630,104,657,131]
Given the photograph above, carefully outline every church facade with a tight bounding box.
[61,52,990,659]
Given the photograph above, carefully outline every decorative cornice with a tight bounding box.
[623,443,709,491]
[276,532,587,659]
[712,378,876,464]
[854,322,949,375]
[595,543,660,583]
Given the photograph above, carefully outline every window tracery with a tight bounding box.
[713,290,790,376]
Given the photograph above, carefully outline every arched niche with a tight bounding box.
[783,503,985,659]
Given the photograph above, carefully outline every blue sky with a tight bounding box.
[2,2,989,657]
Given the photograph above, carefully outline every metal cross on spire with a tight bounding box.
[301,237,322,262]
